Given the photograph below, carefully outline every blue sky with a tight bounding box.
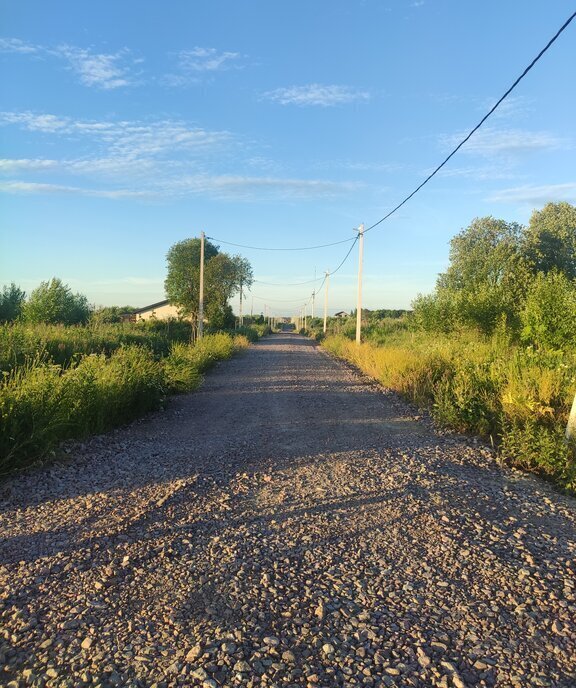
[1,1,575,316]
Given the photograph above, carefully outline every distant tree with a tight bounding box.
[23,278,90,325]
[524,202,576,279]
[0,283,26,322]
[164,238,253,337]
[90,305,137,324]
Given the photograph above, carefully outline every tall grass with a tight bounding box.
[0,320,193,374]
[322,332,576,491]
[0,331,253,474]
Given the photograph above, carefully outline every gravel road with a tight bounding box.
[1,333,575,688]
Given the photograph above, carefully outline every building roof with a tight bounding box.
[131,299,170,315]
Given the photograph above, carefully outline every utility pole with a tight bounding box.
[355,223,364,345]
[323,271,330,334]
[304,303,308,331]
[311,290,315,319]
[198,231,205,340]
[239,279,243,326]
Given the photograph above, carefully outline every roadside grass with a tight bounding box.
[322,332,576,491]
[0,330,255,475]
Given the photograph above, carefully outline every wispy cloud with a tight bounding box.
[262,84,370,107]
[440,127,565,157]
[0,110,362,202]
[55,45,136,90]
[177,47,243,72]
[168,174,362,200]
[162,47,245,87]
[0,111,232,161]
[0,37,138,89]
[0,181,153,199]
[0,37,40,54]
[489,183,576,205]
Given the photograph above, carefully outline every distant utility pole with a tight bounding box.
[198,231,205,339]
[323,271,330,334]
[311,290,315,319]
[355,223,364,344]
[304,303,308,330]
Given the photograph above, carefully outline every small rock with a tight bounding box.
[322,643,335,655]
[186,645,203,662]
[282,650,296,663]
[81,637,93,650]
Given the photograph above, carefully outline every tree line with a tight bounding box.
[412,202,576,349]
[1,237,252,329]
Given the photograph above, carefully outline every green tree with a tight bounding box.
[521,270,576,349]
[23,278,90,325]
[0,283,26,322]
[524,202,576,279]
[90,305,137,324]
[433,217,530,333]
[164,238,253,336]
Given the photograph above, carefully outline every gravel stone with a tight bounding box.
[0,334,575,687]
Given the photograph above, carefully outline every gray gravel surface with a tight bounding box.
[1,334,575,688]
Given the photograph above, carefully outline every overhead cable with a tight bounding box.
[207,236,355,252]
[365,9,576,234]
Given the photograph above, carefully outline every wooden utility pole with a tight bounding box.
[323,271,329,334]
[355,224,364,344]
[198,231,205,339]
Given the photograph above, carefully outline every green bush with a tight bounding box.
[521,271,576,350]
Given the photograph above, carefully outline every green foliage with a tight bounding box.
[434,216,530,334]
[0,346,164,473]
[525,202,576,278]
[23,278,90,325]
[0,283,26,323]
[164,238,253,335]
[89,305,137,324]
[521,271,576,350]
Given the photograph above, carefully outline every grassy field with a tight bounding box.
[0,321,269,475]
[315,319,576,492]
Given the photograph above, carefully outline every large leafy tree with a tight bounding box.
[0,283,26,322]
[524,202,576,279]
[428,217,531,333]
[23,278,90,325]
[164,238,253,335]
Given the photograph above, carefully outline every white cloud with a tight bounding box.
[263,84,370,107]
[0,37,138,89]
[168,174,362,200]
[0,180,154,199]
[0,110,361,202]
[55,45,134,89]
[489,183,576,205]
[177,47,243,72]
[0,158,60,172]
[0,37,40,54]
[440,127,565,157]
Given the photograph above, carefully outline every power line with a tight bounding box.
[207,235,355,252]
[365,9,576,234]
[253,276,323,286]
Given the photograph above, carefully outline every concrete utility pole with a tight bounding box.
[311,290,315,319]
[566,393,576,441]
[304,303,308,331]
[239,280,243,326]
[355,223,365,345]
[323,271,330,334]
[198,231,205,340]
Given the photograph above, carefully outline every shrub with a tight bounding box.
[521,271,576,350]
